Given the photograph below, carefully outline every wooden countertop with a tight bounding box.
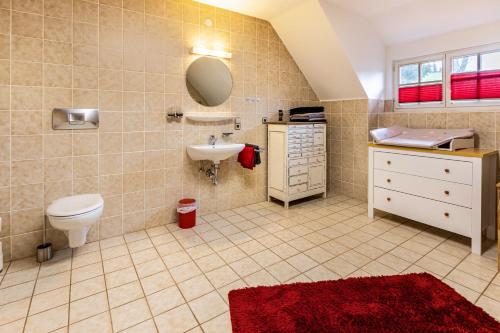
[368,143,497,158]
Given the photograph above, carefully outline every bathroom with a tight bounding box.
[1,0,500,332]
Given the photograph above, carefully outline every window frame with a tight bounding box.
[393,43,500,111]
[446,43,500,108]
[394,53,445,109]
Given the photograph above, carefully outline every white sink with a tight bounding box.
[187,144,245,164]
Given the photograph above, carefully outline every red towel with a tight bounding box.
[238,146,255,169]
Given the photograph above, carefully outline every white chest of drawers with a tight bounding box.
[268,123,327,208]
[368,144,497,254]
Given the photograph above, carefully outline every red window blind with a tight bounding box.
[451,70,500,100]
[399,84,443,103]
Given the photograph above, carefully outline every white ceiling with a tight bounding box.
[196,0,500,45]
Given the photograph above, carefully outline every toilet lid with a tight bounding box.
[47,194,104,217]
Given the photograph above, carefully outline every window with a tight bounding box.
[396,57,444,107]
[450,50,500,102]
[394,43,500,109]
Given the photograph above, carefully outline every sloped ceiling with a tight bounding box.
[195,0,500,100]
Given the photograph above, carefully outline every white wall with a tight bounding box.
[271,0,367,100]
[319,0,385,99]
[385,20,500,99]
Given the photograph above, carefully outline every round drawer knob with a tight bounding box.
[386,197,391,202]
[444,212,450,218]
[444,168,450,174]
[444,190,450,196]
[386,178,391,183]
[386,161,391,165]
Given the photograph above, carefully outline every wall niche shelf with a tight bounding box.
[185,113,236,122]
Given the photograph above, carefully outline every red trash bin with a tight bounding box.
[177,198,196,229]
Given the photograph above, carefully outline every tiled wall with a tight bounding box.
[326,98,500,202]
[0,0,317,261]
[324,99,382,202]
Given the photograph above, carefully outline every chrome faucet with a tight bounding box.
[208,135,217,146]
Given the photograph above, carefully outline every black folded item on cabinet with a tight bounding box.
[289,106,324,115]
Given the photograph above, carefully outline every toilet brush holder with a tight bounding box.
[37,243,53,263]
[37,217,53,263]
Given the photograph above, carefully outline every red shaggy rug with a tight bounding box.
[228,273,500,333]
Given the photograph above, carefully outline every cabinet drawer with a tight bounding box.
[373,151,473,185]
[289,158,308,167]
[289,174,308,186]
[309,155,325,164]
[289,165,308,176]
[374,169,472,208]
[289,183,308,194]
[374,187,471,237]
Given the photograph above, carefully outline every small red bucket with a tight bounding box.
[177,198,196,229]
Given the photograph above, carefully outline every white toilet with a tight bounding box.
[47,194,104,248]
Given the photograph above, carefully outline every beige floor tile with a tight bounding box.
[71,275,106,301]
[34,271,70,295]
[218,247,247,264]
[68,311,112,333]
[243,269,279,287]
[238,240,266,255]
[362,261,398,276]
[178,275,214,301]
[100,236,125,250]
[105,267,138,289]
[0,298,31,326]
[0,319,24,333]
[154,304,198,333]
[72,251,102,269]
[24,304,68,333]
[1,267,39,288]
[446,269,490,293]
[162,251,191,269]
[146,285,185,316]
[217,279,247,303]
[140,271,175,296]
[136,258,166,279]
[169,262,202,283]
[251,250,283,267]
[324,257,358,277]
[304,265,341,282]
[108,281,144,309]
[0,280,35,306]
[131,248,160,265]
[69,291,108,324]
[376,253,411,272]
[201,311,232,333]
[111,298,152,332]
[476,296,500,319]
[266,261,300,282]
[103,255,133,274]
[71,263,103,284]
[456,260,497,282]
[286,253,318,272]
[484,283,500,302]
[29,286,70,315]
[270,243,300,259]
[229,257,262,277]
[194,253,226,272]
[121,319,158,333]
[100,244,129,261]
[205,265,239,288]
[5,258,38,274]
[442,279,480,303]
[188,291,228,323]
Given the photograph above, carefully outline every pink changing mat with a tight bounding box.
[370,126,475,149]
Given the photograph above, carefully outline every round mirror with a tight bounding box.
[186,57,233,107]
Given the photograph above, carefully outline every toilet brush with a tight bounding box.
[36,216,53,263]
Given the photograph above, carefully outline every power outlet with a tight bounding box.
[234,117,241,130]
[262,117,268,124]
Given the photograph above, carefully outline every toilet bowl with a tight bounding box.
[47,194,104,248]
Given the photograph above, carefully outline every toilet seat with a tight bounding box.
[47,194,104,217]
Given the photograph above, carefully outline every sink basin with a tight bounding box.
[187,144,245,164]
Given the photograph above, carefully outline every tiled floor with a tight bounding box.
[1,195,500,333]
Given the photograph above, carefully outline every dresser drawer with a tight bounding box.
[289,174,308,186]
[374,169,472,208]
[289,165,308,176]
[289,183,308,194]
[374,187,471,237]
[374,151,473,185]
[289,158,308,167]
